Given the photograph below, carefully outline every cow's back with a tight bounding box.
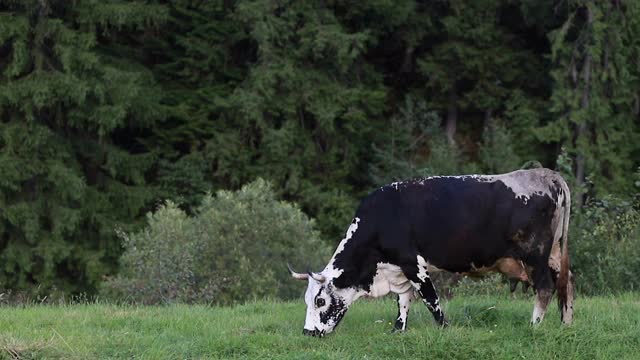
[357,169,561,273]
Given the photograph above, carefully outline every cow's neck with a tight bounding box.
[322,223,381,298]
[321,217,361,280]
[332,284,365,306]
[320,217,374,297]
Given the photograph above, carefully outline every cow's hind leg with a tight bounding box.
[402,256,448,327]
[393,290,414,332]
[531,264,555,325]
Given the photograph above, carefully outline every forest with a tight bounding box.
[0,0,639,301]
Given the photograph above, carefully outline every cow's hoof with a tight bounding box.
[393,320,407,333]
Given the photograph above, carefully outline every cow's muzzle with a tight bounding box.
[303,328,324,337]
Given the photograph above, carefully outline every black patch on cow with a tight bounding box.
[319,293,347,326]
[393,317,405,331]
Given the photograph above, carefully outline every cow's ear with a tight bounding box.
[288,263,309,280]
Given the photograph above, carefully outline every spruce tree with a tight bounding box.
[0,0,166,293]
[143,0,387,238]
[540,0,640,204]
[228,0,390,238]
[139,0,247,209]
[416,0,541,145]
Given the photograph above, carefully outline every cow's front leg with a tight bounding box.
[393,290,414,332]
[411,277,448,327]
[402,256,448,327]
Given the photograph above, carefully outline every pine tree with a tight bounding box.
[139,0,247,209]
[417,0,542,146]
[539,0,640,204]
[212,0,387,238]
[0,0,167,293]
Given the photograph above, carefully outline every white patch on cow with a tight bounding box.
[488,169,555,204]
[368,263,412,297]
[396,290,413,331]
[302,279,364,335]
[531,290,553,325]
[416,255,430,282]
[390,181,403,190]
[531,299,546,325]
[322,217,360,279]
[432,296,441,313]
[425,174,488,182]
[368,267,390,298]
[334,286,362,306]
[418,169,559,205]
[303,278,327,331]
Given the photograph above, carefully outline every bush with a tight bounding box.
[102,179,329,305]
[571,197,640,294]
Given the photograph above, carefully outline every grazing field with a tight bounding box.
[1,294,639,359]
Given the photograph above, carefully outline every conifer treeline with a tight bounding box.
[1,0,638,294]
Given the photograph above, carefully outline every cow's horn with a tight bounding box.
[306,269,326,283]
[288,263,309,280]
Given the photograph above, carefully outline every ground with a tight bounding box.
[1,294,639,359]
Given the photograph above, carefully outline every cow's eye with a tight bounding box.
[315,298,326,307]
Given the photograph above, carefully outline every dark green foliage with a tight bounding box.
[143,0,248,209]
[479,121,521,174]
[0,0,639,298]
[520,160,543,170]
[571,197,640,294]
[416,0,545,141]
[0,0,166,293]
[540,0,640,198]
[223,0,387,238]
[369,96,476,186]
[104,179,329,304]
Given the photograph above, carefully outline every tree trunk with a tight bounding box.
[446,86,457,146]
[483,109,493,131]
[575,5,593,207]
[401,46,414,73]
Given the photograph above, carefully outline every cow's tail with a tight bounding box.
[556,177,574,324]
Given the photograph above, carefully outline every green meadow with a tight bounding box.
[1,294,639,359]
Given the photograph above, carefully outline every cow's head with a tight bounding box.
[288,264,357,337]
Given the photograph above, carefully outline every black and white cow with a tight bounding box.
[289,168,574,337]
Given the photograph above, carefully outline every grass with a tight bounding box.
[1,293,639,359]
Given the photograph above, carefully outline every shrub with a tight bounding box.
[570,197,640,294]
[101,202,201,304]
[103,179,329,304]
